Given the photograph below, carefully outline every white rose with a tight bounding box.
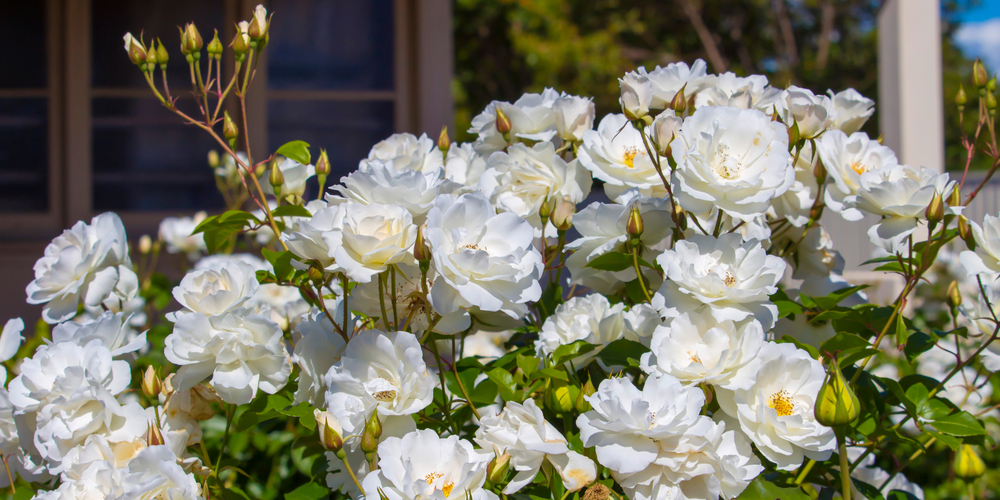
[444,143,489,189]
[641,59,715,109]
[263,157,316,203]
[170,261,259,318]
[39,458,124,500]
[7,340,148,474]
[332,161,460,223]
[650,110,682,156]
[461,330,514,361]
[653,234,786,329]
[640,312,764,391]
[816,130,898,217]
[479,142,592,229]
[425,192,544,321]
[248,282,310,332]
[960,214,1000,276]
[158,213,208,261]
[27,212,133,324]
[847,447,924,500]
[785,225,845,281]
[848,164,955,254]
[283,204,349,270]
[363,132,444,173]
[48,311,146,357]
[474,398,594,494]
[333,203,417,283]
[694,73,770,108]
[0,318,24,383]
[564,191,671,295]
[768,86,837,139]
[292,306,350,407]
[671,105,794,222]
[0,389,49,487]
[326,415,416,498]
[361,429,497,500]
[770,142,820,227]
[114,446,203,500]
[578,114,668,200]
[165,310,291,405]
[716,341,836,471]
[468,89,560,155]
[324,330,435,437]
[535,294,627,369]
[619,71,653,120]
[552,93,596,142]
[828,88,875,134]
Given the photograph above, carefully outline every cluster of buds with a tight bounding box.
[124,33,168,73]
[361,411,382,467]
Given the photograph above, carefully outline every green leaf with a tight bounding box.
[271,204,314,218]
[285,482,329,500]
[903,331,938,362]
[584,251,634,272]
[552,340,598,366]
[13,487,35,500]
[275,140,312,165]
[931,411,988,436]
[736,478,811,500]
[894,313,909,349]
[530,367,569,382]
[486,367,519,402]
[262,248,296,281]
[886,491,922,500]
[851,478,885,500]
[598,339,648,368]
[924,426,963,450]
[775,335,819,359]
[806,285,870,311]
[820,332,871,355]
[517,353,538,377]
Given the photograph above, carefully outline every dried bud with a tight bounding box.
[814,357,860,427]
[124,33,147,65]
[974,59,989,88]
[437,125,451,153]
[314,409,344,456]
[551,197,576,232]
[141,366,161,397]
[147,423,165,447]
[207,30,223,58]
[626,205,643,248]
[207,150,220,168]
[959,216,976,250]
[223,111,239,144]
[575,376,595,413]
[486,452,511,486]
[956,83,968,108]
[155,38,169,68]
[669,84,687,113]
[954,444,986,480]
[495,106,512,135]
[925,192,944,222]
[947,280,963,309]
[582,483,611,500]
[413,225,431,265]
[138,235,153,255]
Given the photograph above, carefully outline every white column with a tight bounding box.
[877,0,944,172]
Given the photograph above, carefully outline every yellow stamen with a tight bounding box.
[850,161,868,175]
[623,147,639,168]
[723,272,737,287]
[768,390,795,417]
[442,483,455,497]
[373,390,397,402]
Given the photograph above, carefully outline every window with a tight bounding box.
[0,0,452,238]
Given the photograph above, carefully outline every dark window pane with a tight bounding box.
[0,99,48,212]
[267,0,394,91]
[268,99,393,197]
[92,0,224,88]
[0,2,46,88]
[92,98,223,211]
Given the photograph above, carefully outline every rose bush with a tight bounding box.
[4,9,1000,500]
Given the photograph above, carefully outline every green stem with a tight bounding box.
[378,272,391,330]
[214,404,235,476]
[793,459,816,486]
[631,247,653,303]
[338,451,365,496]
[838,431,852,500]
[342,274,350,337]
[390,266,399,329]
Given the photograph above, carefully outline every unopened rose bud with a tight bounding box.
[308,265,325,288]
[495,107,512,135]
[248,4,270,41]
[990,76,997,93]
[925,193,944,222]
[314,409,345,456]
[814,160,827,181]
[651,111,682,156]
[959,215,976,250]
[787,120,801,146]
[223,112,239,147]
[627,205,643,248]
[141,366,161,397]
[974,59,989,89]
[954,444,986,480]
[147,423,165,447]
[548,385,578,414]
[539,197,553,221]
[138,235,153,255]
[486,452,511,486]
[207,150,220,168]
[551,197,575,232]
[365,410,383,440]
[987,90,997,113]
[675,205,688,232]
[951,185,962,206]
[575,377,595,413]
[315,148,330,193]
[184,23,203,54]
[414,225,431,270]
[269,160,285,198]
[438,125,450,153]
[814,357,860,427]
[669,84,687,114]
[124,33,147,65]
[155,38,169,69]
[947,280,963,309]
[231,27,249,57]
[207,30,223,59]
[956,84,968,110]
[145,41,158,66]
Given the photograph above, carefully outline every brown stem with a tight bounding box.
[773,0,799,66]
[678,0,727,72]
[816,1,834,71]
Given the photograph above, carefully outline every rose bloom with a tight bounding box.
[362,429,497,500]
[578,114,668,200]
[282,203,349,271]
[815,130,898,217]
[332,203,417,283]
[27,212,134,324]
[170,261,259,318]
[469,89,560,154]
[694,72,770,108]
[767,85,837,139]
[639,59,714,109]
[424,192,544,321]
[828,88,875,134]
[619,70,653,119]
[960,214,1000,276]
[292,305,350,407]
[331,160,460,223]
[654,234,786,330]
[363,132,444,173]
[552,93,596,142]
[670,105,794,222]
[535,294,653,370]
[716,342,836,471]
[479,142,592,230]
[158,212,207,261]
[114,446,204,500]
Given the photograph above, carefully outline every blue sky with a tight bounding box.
[955,1,1000,70]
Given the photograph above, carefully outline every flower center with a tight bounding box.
[622,147,640,168]
[723,272,737,287]
[712,145,743,180]
[688,351,702,364]
[372,390,397,402]
[442,483,455,497]
[463,244,483,251]
[768,390,795,417]
[850,161,869,175]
